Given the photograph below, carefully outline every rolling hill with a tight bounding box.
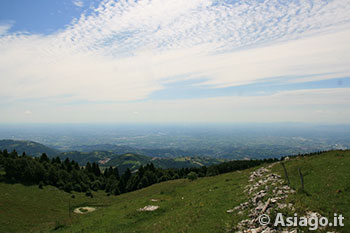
[105,153,225,173]
[0,139,60,157]
[61,151,224,173]
[0,140,224,173]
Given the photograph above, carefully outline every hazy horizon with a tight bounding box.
[1,122,349,158]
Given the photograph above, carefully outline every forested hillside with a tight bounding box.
[0,140,224,173]
[0,149,274,196]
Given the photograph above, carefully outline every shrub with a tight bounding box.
[38,181,44,189]
[187,172,198,181]
[64,183,73,193]
[85,189,92,197]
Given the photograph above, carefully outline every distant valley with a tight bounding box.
[0,139,224,173]
[1,124,349,161]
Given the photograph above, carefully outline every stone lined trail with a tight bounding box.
[227,164,298,232]
[234,166,297,233]
[227,164,333,233]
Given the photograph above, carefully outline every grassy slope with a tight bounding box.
[0,182,118,233]
[59,150,350,233]
[271,150,350,232]
[1,150,349,233]
[58,169,252,233]
[0,167,253,233]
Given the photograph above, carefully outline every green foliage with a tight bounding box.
[206,166,219,176]
[85,189,92,197]
[0,148,276,201]
[112,186,120,195]
[38,181,44,189]
[187,171,198,181]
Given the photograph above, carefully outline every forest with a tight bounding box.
[0,149,278,196]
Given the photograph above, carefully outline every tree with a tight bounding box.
[113,167,120,180]
[3,149,8,157]
[48,166,59,185]
[144,170,157,185]
[206,166,219,176]
[52,156,61,164]
[40,153,50,163]
[138,176,149,189]
[112,186,120,195]
[187,171,198,181]
[122,168,132,184]
[64,182,73,193]
[85,162,92,173]
[92,162,101,177]
[64,158,72,172]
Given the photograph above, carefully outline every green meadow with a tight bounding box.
[0,150,349,232]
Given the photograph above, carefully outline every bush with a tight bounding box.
[85,189,91,196]
[73,183,82,192]
[112,187,120,195]
[57,179,65,189]
[187,172,198,181]
[85,189,93,198]
[64,183,73,193]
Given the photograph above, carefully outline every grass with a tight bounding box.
[0,167,253,233]
[271,150,350,233]
[58,169,253,233]
[0,183,117,233]
[1,150,349,232]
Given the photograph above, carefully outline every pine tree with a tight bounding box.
[40,153,50,163]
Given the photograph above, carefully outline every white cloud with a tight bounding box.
[0,0,350,122]
[0,28,349,103]
[72,0,83,8]
[0,22,13,35]
[58,0,350,54]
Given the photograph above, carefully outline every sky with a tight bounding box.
[0,0,349,123]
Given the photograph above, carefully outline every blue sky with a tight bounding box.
[0,0,349,123]
[0,0,96,33]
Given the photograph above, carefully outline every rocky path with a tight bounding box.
[228,164,298,233]
[227,164,334,233]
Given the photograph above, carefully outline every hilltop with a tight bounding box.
[0,139,60,157]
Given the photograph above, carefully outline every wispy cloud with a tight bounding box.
[0,0,350,122]
[0,21,14,35]
[72,0,84,8]
[60,0,350,54]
